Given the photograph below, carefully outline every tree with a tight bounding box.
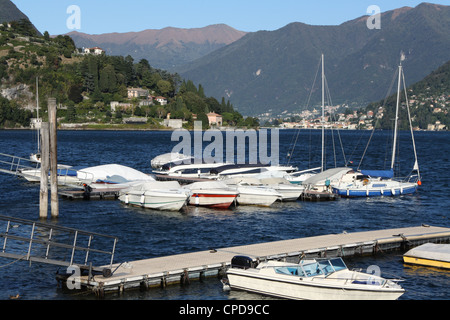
[157,79,172,96]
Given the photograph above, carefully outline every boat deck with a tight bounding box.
[75,225,450,295]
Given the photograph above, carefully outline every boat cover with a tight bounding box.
[185,181,231,190]
[302,167,351,186]
[404,243,450,262]
[360,169,394,178]
[124,181,182,192]
[223,177,262,186]
[77,164,155,182]
[151,153,193,168]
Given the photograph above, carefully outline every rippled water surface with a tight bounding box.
[0,129,448,300]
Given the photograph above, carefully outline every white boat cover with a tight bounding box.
[124,181,182,192]
[259,177,292,185]
[302,167,351,186]
[151,152,193,168]
[185,181,231,190]
[404,243,450,262]
[223,177,262,185]
[77,164,155,183]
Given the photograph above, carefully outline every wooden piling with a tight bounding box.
[48,98,59,218]
[39,122,49,219]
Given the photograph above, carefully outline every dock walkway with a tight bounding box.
[76,225,450,295]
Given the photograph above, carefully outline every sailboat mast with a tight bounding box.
[391,63,402,170]
[36,76,40,152]
[321,54,325,172]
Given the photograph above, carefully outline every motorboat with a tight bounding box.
[209,163,297,179]
[77,164,155,189]
[258,177,304,201]
[19,164,81,185]
[119,181,189,211]
[151,152,194,169]
[184,181,238,209]
[285,168,319,185]
[151,153,297,180]
[403,243,450,269]
[300,167,348,201]
[223,177,282,206]
[226,256,405,300]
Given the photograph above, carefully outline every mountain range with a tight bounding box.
[2,1,449,118]
[67,24,247,71]
[177,3,450,116]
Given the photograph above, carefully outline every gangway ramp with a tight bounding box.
[0,153,92,187]
[0,215,118,278]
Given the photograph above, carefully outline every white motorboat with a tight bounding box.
[151,153,296,180]
[184,181,238,209]
[210,163,297,179]
[223,177,282,206]
[259,177,304,201]
[77,164,155,189]
[150,152,194,169]
[19,164,81,185]
[226,256,405,300]
[285,168,319,185]
[119,181,189,211]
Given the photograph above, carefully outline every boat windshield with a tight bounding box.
[317,258,347,275]
[274,258,348,278]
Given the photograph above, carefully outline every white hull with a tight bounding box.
[19,167,80,185]
[271,185,303,201]
[227,270,404,300]
[236,186,281,206]
[119,190,188,211]
[226,258,404,300]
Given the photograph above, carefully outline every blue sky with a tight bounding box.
[12,0,450,35]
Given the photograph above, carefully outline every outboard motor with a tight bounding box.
[231,256,258,269]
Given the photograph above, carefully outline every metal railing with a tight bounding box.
[0,215,118,277]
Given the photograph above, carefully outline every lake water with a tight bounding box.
[0,129,448,301]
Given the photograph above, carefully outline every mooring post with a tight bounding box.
[39,122,49,219]
[48,98,59,218]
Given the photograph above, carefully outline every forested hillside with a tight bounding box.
[366,60,449,130]
[0,21,250,128]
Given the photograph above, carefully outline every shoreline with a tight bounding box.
[0,125,448,132]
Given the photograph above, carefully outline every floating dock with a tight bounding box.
[58,188,122,200]
[74,225,450,296]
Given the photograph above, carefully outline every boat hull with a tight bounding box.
[332,182,417,197]
[119,191,188,211]
[227,269,404,300]
[189,192,237,209]
[236,187,281,206]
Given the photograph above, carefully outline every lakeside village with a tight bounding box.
[54,87,448,131]
[259,94,449,131]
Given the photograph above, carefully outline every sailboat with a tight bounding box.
[300,54,339,201]
[331,55,421,197]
